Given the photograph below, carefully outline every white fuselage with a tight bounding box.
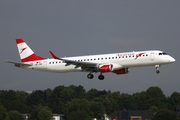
[23,50,175,73]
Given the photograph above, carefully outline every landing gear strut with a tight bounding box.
[87,73,94,79]
[155,65,160,74]
[98,74,104,80]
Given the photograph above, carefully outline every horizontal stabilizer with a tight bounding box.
[5,60,32,67]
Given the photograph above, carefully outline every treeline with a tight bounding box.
[0,85,180,120]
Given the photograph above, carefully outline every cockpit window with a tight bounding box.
[159,53,167,55]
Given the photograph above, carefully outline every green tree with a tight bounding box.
[149,106,158,112]
[27,90,46,106]
[69,85,86,99]
[146,87,167,109]
[63,99,93,120]
[93,95,114,114]
[118,93,137,110]
[153,108,177,120]
[0,90,29,113]
[133,91,149,109]
[86,89,99,100]
[134,87,167,110]
[49,85,75,113]
[5,110,23,120]
[168,92,180,110]
[90,101,105,119]
[29,105,52,120]
[37,107,53,120]
[0,104,6,120]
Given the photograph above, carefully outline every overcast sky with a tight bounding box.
[1,1,179,96]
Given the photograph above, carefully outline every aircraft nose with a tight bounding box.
[169,57,175,63]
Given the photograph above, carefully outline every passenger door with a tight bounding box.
[150,52,154,61]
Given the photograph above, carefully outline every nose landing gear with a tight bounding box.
[155,65,160,74]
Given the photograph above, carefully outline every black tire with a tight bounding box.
[98,75,104,80]
[87,74,94,79]
[156,70,160,74]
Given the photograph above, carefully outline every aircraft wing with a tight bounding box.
[49,51,99,72]
[5,60,32,67]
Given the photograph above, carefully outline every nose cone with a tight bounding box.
[169,57,175,63]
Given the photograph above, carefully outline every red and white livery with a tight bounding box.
[6,38,175,80]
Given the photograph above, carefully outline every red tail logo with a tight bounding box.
[135,52,145,59]
[20,47,27,54]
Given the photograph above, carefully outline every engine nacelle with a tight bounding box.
[98,63,123,73]
[98,64,112,73]
[114,68,129,75]
[111,63,123,71]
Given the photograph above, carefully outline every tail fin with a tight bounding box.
[16,38,45,62]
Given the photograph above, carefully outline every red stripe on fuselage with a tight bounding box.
[16,38,24,44]
[21,53,45,62]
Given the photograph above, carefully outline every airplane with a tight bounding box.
[6,38,175,80]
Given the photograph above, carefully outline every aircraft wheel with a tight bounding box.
[155,65,160,74]
[156,70,160,74]
[98,74,104,80]
[87,73,94,79]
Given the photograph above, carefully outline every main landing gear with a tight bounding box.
[98,74,104,80]
[87,73,94,79]
[87,73,105,80]
[155,65,160,74]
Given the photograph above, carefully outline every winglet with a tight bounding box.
[49,51,60,59]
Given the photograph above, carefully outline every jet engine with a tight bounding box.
[114,68,129,75]
[98,63,124,73]
[98,64,112,73]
